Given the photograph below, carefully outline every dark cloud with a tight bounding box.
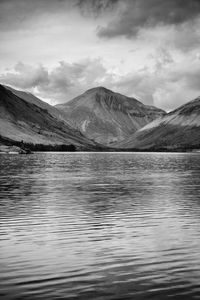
[1,0,200,37]
[76,0,119,16]
[1,0,200,53]
[97,0,200,38]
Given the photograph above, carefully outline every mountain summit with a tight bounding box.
[56,87,165,145]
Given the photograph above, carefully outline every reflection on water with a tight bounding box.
[0,152,200,300]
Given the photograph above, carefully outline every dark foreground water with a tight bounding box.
[0,152,200,300]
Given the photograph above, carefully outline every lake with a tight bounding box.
[0,152,200,300]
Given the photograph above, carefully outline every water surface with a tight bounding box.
[0,152,200,300]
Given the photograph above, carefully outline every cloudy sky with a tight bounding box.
[0,0,200,111]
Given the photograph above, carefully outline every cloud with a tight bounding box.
[0,0,75,31]
[76,0,119,16]
[39,58,112,103]
[97,0,200,38]
[0,0,117,31]
[113,50,200,111]
[138,18,200,53]
[0,59,113,104]
[0,62,49,89]
[0,51,199,111]
[1,0,200,54]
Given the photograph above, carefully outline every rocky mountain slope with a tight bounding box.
[0,84,102,150]
[115,96,200,150]
[55,87,165,145]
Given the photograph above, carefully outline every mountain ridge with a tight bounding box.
[4,84,73,127]
[114,96,200,150]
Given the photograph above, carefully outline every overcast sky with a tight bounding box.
[0,0,200,110]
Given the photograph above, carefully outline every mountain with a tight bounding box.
[2,83,198,152]
[55,87,165,145]
[4,85,72,126]
[0,84,103,151]
[115,96,200,150]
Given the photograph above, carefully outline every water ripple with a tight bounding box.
[0,152,200,299]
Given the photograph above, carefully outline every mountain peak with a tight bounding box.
[85,86,113,94]
[56,87,165,145]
